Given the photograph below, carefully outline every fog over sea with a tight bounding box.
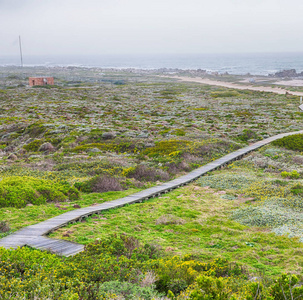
[1,52,303,76]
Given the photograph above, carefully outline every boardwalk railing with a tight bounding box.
[0,130,302,256]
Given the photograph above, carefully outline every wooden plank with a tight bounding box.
[1,130,303,255]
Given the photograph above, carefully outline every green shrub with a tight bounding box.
[23,139,45,152]
[81,234,160,261]
[237,129,259,142]
[190,107,208,111]
[272,134,303,151]
[155,257,242,295]
[0,234,300,299]
[210,90,240,98]
[0,176,79,208]
[24,122,48,137]
[187,276,266,300]
[281,170,300,179]
[234,110,253,118]
[159,128,170,136]
[97,281,160,300]
[189,275,233,299]
[172,129,186,136]
[270,274,303,299]
[73,140,141,154]
[142,140,192,157]
[290,183,303,195]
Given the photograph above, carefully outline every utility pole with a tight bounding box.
[19,35,23,68]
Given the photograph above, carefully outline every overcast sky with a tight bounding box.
[1,0,303,56]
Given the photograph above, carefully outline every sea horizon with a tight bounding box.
[1,52,303,76]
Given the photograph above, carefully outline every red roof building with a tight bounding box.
[29,77,54,87]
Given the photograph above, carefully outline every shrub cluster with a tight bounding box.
[123,165,170,182]
[184,273,303,300]
[75,165,171,194]
[198,174,255,190]
[199,168,303,241]
[210,90,241,98]
[0,234,301,299]
[23,139,45,152]
[0,221,10,233]
[291,183,303,195]
[272,134,303,151]
[72,140,141,154]
[75,175,124,193]
[237,129,259,142]
[141,140,191,158]
[0,176,79,208]
[232,202,303,228]
[281,170,300,179]
[140,139,239,165]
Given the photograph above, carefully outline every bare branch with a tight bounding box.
[254,282,260,300]
[294,294,303,300]
[280,281,288,300]
[289,276,294,300]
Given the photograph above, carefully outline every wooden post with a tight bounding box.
[19,36,23,68]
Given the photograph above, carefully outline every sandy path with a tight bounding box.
[165,76,303,97]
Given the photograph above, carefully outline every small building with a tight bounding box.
[29,77,54,87]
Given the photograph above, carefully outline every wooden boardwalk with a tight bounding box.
[0,130,302,256]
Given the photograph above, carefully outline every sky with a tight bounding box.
[1,0,303,56]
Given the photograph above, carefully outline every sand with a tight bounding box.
[165,76,303,97]
[274,79,303,87]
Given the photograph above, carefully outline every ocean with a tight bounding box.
[1,52,303,76]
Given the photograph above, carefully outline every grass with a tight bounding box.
[0,188,141,236]
[51,182,303,276]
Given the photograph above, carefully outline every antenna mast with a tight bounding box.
[19,35,23,68]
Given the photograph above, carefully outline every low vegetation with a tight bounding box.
[272,133,303,151]
[1,234,303,299]
[1,67,303,299]
[0,176,79,208]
